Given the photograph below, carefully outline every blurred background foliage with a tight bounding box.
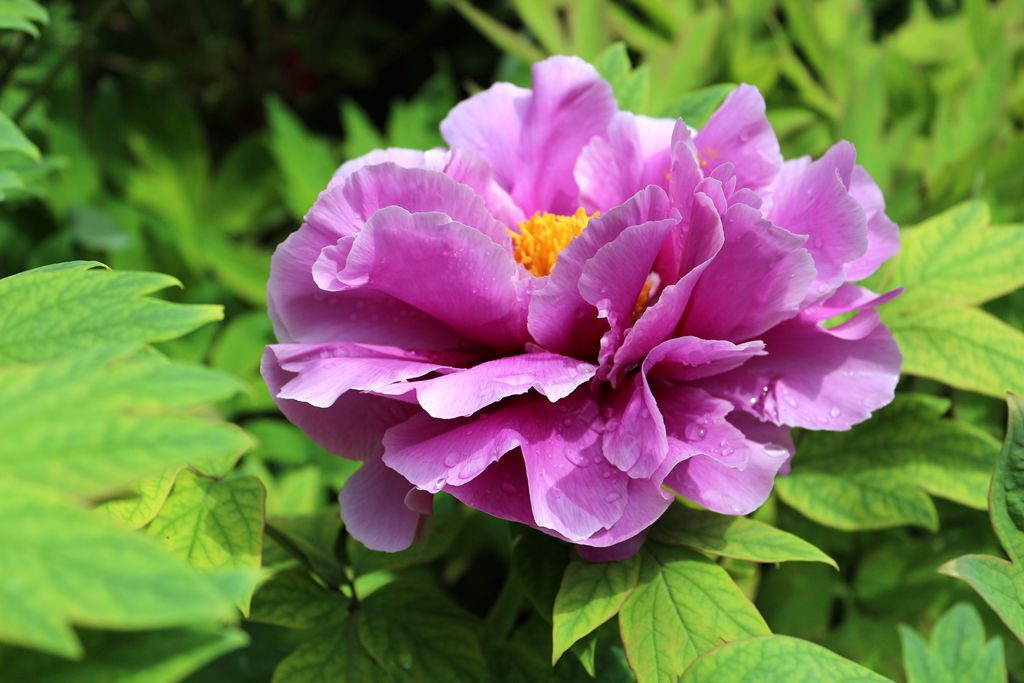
[2,0,1024,681]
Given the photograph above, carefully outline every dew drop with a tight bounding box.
[605,492,621,503]
[500,482,518,495]
[397,652,413,670]
[684,423,706,442]
[829,407,842,418]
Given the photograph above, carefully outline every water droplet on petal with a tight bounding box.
[501,482,518,495]
[605,492,621,503]
[684,423,706,442]
[830,407,841,418]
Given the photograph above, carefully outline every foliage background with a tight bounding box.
[2,0,1024,681]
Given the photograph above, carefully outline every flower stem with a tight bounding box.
[484,570,525,640]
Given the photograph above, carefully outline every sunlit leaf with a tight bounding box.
[619,544,769,682]
[898,602,1005,683]
[680,634,892,682]
[650,505,837,568]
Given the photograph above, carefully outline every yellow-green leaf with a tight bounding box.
[619,544,769,682]
[551,555,639,664]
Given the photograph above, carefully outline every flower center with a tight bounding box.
[509,208,597,277]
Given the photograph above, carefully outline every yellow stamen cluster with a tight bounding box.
[509,208,596,277]
[632,279,653,322]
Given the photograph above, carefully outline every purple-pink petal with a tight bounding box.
[340,455,426,552]
[695,85,782,192]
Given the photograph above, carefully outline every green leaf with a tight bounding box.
[0,346,249,497]
[249,568,346,630]
[619,544,769,682]
[551,555,640,664]
[990,394,1024,565]
[898,602,1005,683]
[146,470,266,612]
[510,0,565,54]
[0,626,248,683]
[0,110,40,161]
[650,505,837,568]
[0,263,222,364]
[593,42,650,113]
[447,0,546,64]
[357,582,487,682]
[888,305,1024,398]
[98,468,182,530]
[0,481,237,658]
[267,511,345,587]
[265,96,338,220]
[512,529,571,621]
[886,202,1024,312]
[663,83,736,126]
[680,634,892,682]
[776,395,998,530]
[939,555,1024,645]
[273,615,384,683]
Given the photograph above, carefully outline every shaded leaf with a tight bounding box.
[650,505,836,568]
[898,602,1005,683]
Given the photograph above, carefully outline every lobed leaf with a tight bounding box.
[146,470,266,612]
[777,395,998,530]
[898,602,1005,683]
[680,634,892,682]
[0,481,237,658]
[273,615,384,683]
[619,544,769,682]
[0,263,221,365]
[551,555,640,664]
[989,393,1024,565]
[0,626,247,683]
[0,346,250,497]
[939,555,1024,645]
[650,505,837,568]
[357,582,487,682]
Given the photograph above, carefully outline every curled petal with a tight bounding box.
[261,348,418,460]
[695,85,782,192]
[340,455,427,552]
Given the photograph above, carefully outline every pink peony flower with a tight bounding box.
[262,56,901,561]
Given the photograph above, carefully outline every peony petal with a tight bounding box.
[336,207,529,350]
[520,397,629,542]
[664,412,792,515]
[442,147,526,229]
[613,193,725,378]
[413,352,596,419]
[268,343,464,409]
[845,165,899,280]
[340,455,425,552]
[261,348,418,459]
[576,479,672,549]
[645,337,766,383]
[695,85,781,192]
[764,142,867,303]
[580,213,678,370]
[267,221,473,349]
[440,82,530,192]
[655,384,751,479]
[339,163,511,248]
[575,112,674,212]
[529,186,674,358]
[682,202,816,342]
[697,308,901,431]
[577,532,648,562]
[601,372,668,478]
[445,450,536,527]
